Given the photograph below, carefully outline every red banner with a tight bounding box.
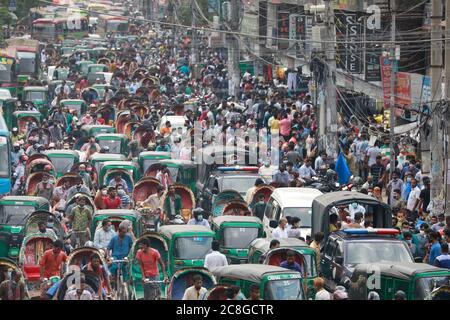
[380,57,412,115]
[380,56,392,110]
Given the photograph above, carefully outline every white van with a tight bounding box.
[263,188,323,240]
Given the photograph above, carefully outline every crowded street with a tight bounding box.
[0,0,449,301]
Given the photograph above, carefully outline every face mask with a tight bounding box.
[420,230,425,235]
[407,178,411,183]
[79,204,84,208]
[197,215,203,222]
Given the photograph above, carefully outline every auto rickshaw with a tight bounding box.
[144,160,196,192]
[26,172,55,196]
[211,264,305,300]
[43,150,80,178]
[160,183,196,223]
[59,99,87,116]
[211,190,245,217]
[95,133,129,155]
[247,237,318,299]
[80,124,116,137]
[98,161,139,192]
[11,110,42,135]
[89,153,127,177]
[128,226,215,299]
[138,151,171,176]
[167,268,217,300]
[0,196,50,259]
[1,97,19,130]
[90,209,143,241]
[211,216,264,264]
[348,262,450,300]
[22,86,50,118]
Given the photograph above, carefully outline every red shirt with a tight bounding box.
[40,249,67,278]
[103,196,121,209]
[136,248,161,277]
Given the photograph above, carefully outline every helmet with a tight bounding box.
[20,155,28,162]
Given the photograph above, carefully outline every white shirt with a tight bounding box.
[348,204,366,220]
[299,164,316,179]
[182,285,208,300]
[366,146,381,167]
[204,251,228,271]
[407,186,421,211]
[315,289,331,300]
[94,228,115,249]
[64,289,93,300]
[272,226,288,239]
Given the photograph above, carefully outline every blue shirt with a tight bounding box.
[429,242,442,265]
[435,254,450,269]
[280,261,303,274]
[107,234,133,259]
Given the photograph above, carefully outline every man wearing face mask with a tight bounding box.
[94,219,115,250]
[0,269,25,300]
[187,208,210,227]
[34,174,54,202]
[66,177,90,201]
[67,196,92,248]
[387,171,403,206]
[78,164,93,190]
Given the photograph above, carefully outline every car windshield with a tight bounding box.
[17,52,35,74]
[346,241,413,265]
[49,157,74,174]
[0,205,35,225]
[415,276,450,300]
[283,207,312,227]
[264,278,303,300]
[98,139,121,154]
[223,227,259,248]
[221,176,258,195]
[0,90,11,99]
[174,236,212,260]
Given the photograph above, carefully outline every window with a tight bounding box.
[223,227,259,248]
[335,240,343,259]
[346,242,413,265]
[264,279,303,300]
[324,239,336,258]
[264,199,274,219]
[173,237,213,260]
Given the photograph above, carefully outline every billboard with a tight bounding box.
[335,12,363,74]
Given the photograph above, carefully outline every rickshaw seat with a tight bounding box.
[24,266,41,281]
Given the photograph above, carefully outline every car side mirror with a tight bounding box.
[335,256,344,265]
[269,220,278,229]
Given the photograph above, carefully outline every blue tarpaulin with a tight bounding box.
[335,153,351,185]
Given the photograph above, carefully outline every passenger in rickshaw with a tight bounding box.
[142,185,165,211]
[103,187,122,210]
[94,219,116,250]
[35,175,55,202]
[67,197,93,248]
[79,164,93,190]
[82,254,112,296]
[156,165,172,189]
[63,274,93,300]
[280,250,303,274]
[187,208,210,227]
[182,275,208,301]
[81,136,100,154]
[12,127,25,145]
[163,185,182,222]
[66,177,90,200]
[109,174,129,194]
[0,269,26,300]
[117,187,131,209]
[38,221,58,239]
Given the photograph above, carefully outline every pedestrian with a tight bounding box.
[406,179,421,222]
[426,231,442,265]
[204,240,228,271]
[310,232,324,268]
[272,218,289,239]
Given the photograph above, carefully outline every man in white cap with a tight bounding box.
[11,142,24,167]
[11,127,24,145]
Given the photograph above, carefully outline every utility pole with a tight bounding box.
[431,0,444,215]
[389,1,396,178]
[227,0,241,100]
[445,0,450,216]
[191,0,199,78]
[323,0,338,158]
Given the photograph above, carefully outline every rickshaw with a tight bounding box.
[115,110,133,133]
[66,246,108,269]
[247,184,275,208]
[0,257,28,297]
[160,183,196,223]
[348,262,450,300]
[132,177,163,204]
[133,125,155,148]
[22,86,49,118]
[26,172,55,196]
[211,264,305,300]
[59,99,87,116]
[26,127,52,147]
[90,210,143,241]
[55,173,80,188]
[25,157,55,177]
[98,161,139,192]
[144,160,197,192]
[211,190,245,218]
[123,121,141,139]
[81,87,100,105]
[23,210,64,239]
[221,200,251,216]
[211,216,264,264]
[54,270,103,300]
[311,191,392,240]
[80,124,116,137]
[11,110,42,135]
[95,133,129,155]
[43,150,80,178]
[0,196,50,259]
[92,84,116,100]
[247,237,318,299]
[138,151,171,176]
[97,104,116,125]
[167,268,217,300]
[128,226,214,300]
[89,153,127,178]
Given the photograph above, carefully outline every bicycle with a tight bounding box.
[142,278,167,300]
[111,258,130,300]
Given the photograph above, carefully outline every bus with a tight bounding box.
[31,18,66,42]
[0,113,11,195]
[97,15,129,35]
[0,47,17,96]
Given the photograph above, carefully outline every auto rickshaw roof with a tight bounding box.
[159,159,196,168]
[159,225,215,239]
[212,215,263,226]
[249,237,310,253]
[139,151,171,159]
[93,209,140,220]
[43,150,79,157]
[0,196,50,206]
[60,99,85,104]
[354,263,450,281]
[100,161,138,170]
[95,133,128,140]
[12,110,41,117]
[212,264,301,283]
[90,153,126,162]
[23,86,48,92]
[81,125,115,131]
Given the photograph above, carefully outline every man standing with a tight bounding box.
[370,155,386,187]
[418,178,431,216]
[310,232,324,268]
[434,243,450,269]
[67,196,92,248]
[93,219,115,250]
[407,179,421,222]
[387,171,403,205]
[137,238,168,300]
[252,194,267,221]
[204,240,228,271]
[427,232,442,265]
[272,218,289,239]
[182,275,208,300]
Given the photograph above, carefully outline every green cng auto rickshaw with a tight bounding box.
[89,153,127,178]
[98,161,139,192]
[43,150,80,178]
[0,98,18,130]
[22,86,49,118]
[248,237,318,299]
[210,264,305,300]
[145,160,196,192]
[211,216,264,264]
[59,99,87,116]
[12,110,42,135]
[80,125,116,137]
[348,262,450,300]
[137,151,171,176]
[0,196,50,259]
[90,209,143,240]
[95,133,129,155]
[76,60,91,76]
